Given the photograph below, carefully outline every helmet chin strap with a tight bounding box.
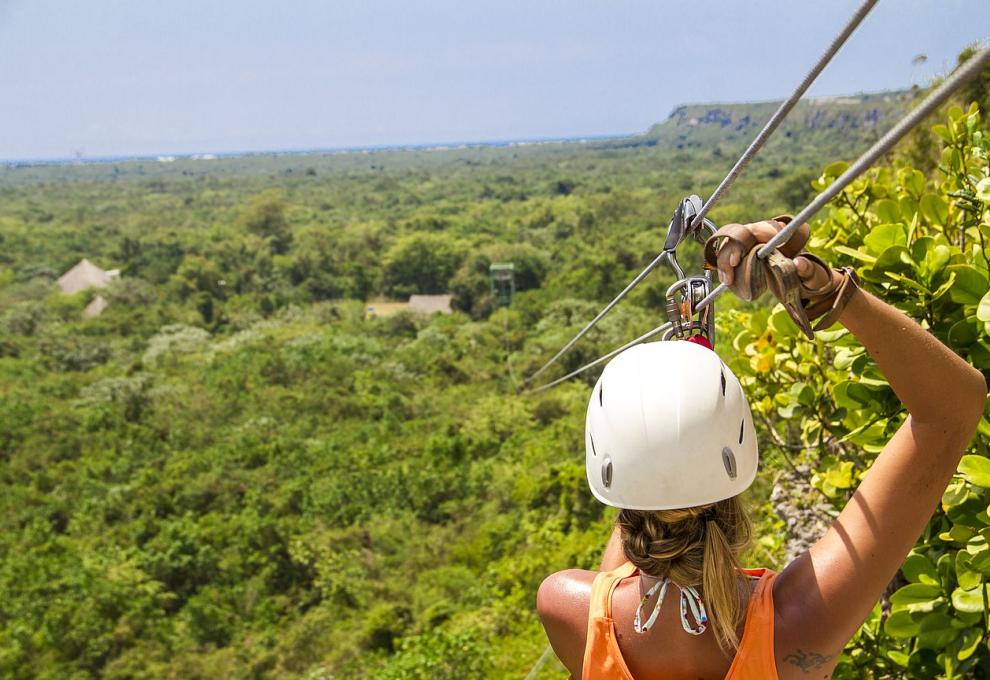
[633,574,709,636]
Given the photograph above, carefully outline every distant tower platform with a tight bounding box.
[489,263,515,308]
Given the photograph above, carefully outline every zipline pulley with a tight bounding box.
[661,195,718,343]
[664,276,714,341]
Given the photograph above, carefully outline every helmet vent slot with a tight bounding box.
[722,447,738,479]
[602,459,613,488]
[590,433,598,457]
[720,370,726,397]
[738,420,744,444]
[599,385,604,407]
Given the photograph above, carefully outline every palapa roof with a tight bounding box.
[57,259,117,294]
[407,294,453,314]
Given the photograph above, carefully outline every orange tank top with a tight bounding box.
[581,561,778,680]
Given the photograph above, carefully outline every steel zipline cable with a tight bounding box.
[523,250,670,386]
[689,0,879,230]
[527,322,674,396]
[523,0,879,388]
[527,44,990,395]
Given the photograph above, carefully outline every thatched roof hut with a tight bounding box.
[57,259,119,295]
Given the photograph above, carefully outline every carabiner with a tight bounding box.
[663,195,718,281]
[663,276,715,342]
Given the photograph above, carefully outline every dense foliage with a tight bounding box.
[1,117,818,679]
[0,87,987,678]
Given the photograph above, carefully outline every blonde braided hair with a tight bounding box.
[617,496,752,653]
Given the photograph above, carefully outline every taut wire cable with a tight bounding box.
[523,0,879,388]
[529,44,990,392]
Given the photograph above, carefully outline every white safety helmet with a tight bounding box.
[585,340,758,510]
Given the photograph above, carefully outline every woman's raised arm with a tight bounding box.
[772,287,986,674]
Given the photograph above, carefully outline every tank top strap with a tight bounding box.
[583,561,638,680]
[726,568,779,680]
[589,561,637,620]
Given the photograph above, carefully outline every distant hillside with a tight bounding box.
[612,90,915,155]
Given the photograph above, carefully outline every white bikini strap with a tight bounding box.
[633,578,709,635]
[633,577,669,634]
[678,585,709,635]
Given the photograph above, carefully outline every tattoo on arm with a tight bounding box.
[784,649,833,673]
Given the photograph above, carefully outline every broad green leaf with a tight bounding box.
[822,160,850,180]
[951,499,990,533]
[890,583,941,610]
[840,418,888,447]
[902,553,939,585]
[815,328,848,342]
[833,347,864,371]
[832,245,877,263]
[952,585,989,614]
[977,177,990,202]
[967,536,990,575]
[912,236,952,280]
[943,479,971,509]
[858,375,889,388]
[978,290,990,322]
[948,525,977,544]
[790,381,816,407]
[732,329,754,354]
[874,245,915,274]
[884,610,920,638]
[948,265,989,305]
[901,168,927,199]
[767,306,798,339]
[919,194,949,225]
[958,628,982,660]
[884,270,932,294]
[969,342,990,370]
[863,223,908,255]
[887,649,910,667]
[959,455,990,487]
[957,551,982,590]
[948,320,979,347]
[832,381,879,409]
[899,196,918,222]
[917,612,957,650]
[823,461,854,490]
[965,532,989,557]
[943,146,963,172]
[872,198,901,224]
[932,123,953,143]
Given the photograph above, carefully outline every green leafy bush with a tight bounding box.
[721,104,990,678]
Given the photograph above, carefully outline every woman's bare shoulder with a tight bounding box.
[538,569,596,604]
[537,570,597,675]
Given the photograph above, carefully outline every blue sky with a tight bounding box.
[2,0,988,161]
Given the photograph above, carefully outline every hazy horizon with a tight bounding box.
[3,90,907,165]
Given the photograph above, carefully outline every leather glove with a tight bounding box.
[703,216,859,340]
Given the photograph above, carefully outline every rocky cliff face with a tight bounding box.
[642,90,913,150]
